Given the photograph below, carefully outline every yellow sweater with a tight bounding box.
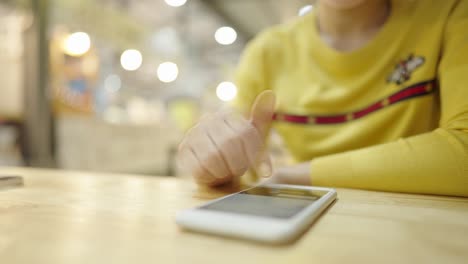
[234,0,468,197]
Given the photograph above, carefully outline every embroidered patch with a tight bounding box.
[387,54,425,85]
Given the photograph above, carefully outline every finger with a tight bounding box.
[177,146,217,184]
[223,113,263,170]
[208,114,249,177]
[188,123,231,179]
[254,150,273,178]
[249,90,276,137]
[224,111,273,178]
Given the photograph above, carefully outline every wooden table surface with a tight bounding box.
[1,167,467,264]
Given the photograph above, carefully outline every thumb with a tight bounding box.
[250,90,275,178]
[249,90,276,137]
[254,151,273,178]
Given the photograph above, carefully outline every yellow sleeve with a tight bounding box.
[312,1,468,197]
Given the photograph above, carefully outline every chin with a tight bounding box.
[320,0,368,9]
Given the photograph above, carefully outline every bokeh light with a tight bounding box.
[157,62,179,83]
[104,74,122,93]
[164,0,187,7]
[214,27,237,45]
[63,32,91,56]
[120,49,143,71]
[298,5,313,16]
[216,82,237,102]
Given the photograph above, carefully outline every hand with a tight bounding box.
[177,90,276,187]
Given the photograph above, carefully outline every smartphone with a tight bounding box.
[176,184,337,244]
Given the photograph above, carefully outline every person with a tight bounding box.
[177,0,468,197]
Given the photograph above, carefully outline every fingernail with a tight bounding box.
[258,162,272,177]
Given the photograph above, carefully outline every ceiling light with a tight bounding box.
[214,27,237,45]
[63,32,90,56]
[120,49,142,71]
[165,0,187,7]
[216,82,237,101]
[157,62,179,83]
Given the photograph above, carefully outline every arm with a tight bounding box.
[279,1,468,197]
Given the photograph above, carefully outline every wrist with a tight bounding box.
[273,162,311,185]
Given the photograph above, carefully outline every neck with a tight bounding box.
[316,0,390,51]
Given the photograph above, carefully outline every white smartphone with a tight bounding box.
[176,184,337,244]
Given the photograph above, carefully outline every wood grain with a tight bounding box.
[0,167,467,264]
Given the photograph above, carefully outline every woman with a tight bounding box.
[178,0,468,197]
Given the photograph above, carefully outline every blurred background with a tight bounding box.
[0,0,314,176]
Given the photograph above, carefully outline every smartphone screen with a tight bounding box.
[200,186,327,219]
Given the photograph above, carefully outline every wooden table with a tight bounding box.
[1,167,467,264]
